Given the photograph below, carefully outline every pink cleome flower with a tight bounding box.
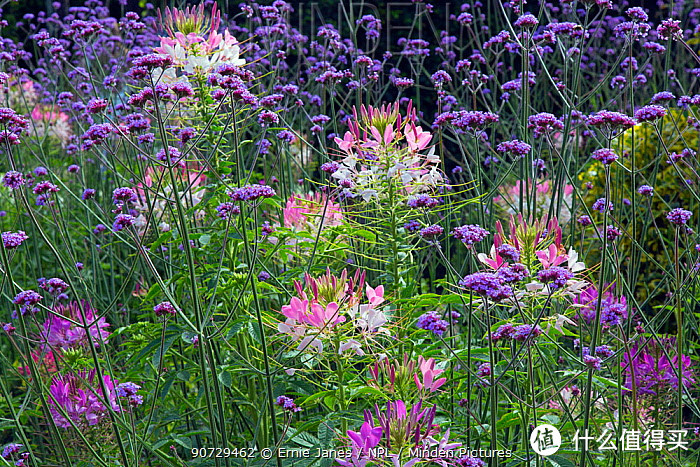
[48,369,121,429]
[282,192,343,231]
[40,301,110,351]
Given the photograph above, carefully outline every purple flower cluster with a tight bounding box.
[2,231,28,249]
[496,139,531,157]
[666,208,692,226]
[514,14,539,28]
[592,198,613,213]
[113,214,135,232]
[13,290,42,316]
[228,184,276,202]
[577,215,592,226]
[416,311,449,336]
[634,105,667,122]
[637,185,654,196]
[587,111,636,129]
[455,456,486,467]
[591,148,618,165]
[583,355,602,371]
[452,224,489,246]
[459,273,512,301]
[574,285,628,327]
[154,301,176,317]
[450,110,499,131]
[496,244,520,262]
[258,271,271,282]
[528,112,563,137]
[407,194,439,209]
[492,323,543,342]
[496,263,530,283]
[112,187,137,205]
[216,202,241,219]
[419,224,444,239]
[1,443,28,466]
[605,225,622,241]
[404,220,421,232]
[117,382,143,407]
[537,266,574,290]
[2,171,25,189]
[276,395,302,412]
[650,92,675,105]
[39,277,69,296]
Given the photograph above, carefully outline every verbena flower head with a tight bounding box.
[591,148,618,164]
[657,19,682,40]
[496,139,531,157]
[496,263,530,283]
[459,272,512,301]
[583,355,602,370]
[13,290,42,316]
[634,105,667,122]
[2,171,25,189]
[49,369,120,429]
[514,13,539,28]
[419,224,444,239]
[666,208,692,226]
[275,395,302,413]
[40,301,110,350]
[117,382,143,407]
[637,185,654,196]
[113,214,135,232]
[407,194,440,209]
[452,224,489,246]
[587,111,636,136]
[511,324,543,342]
[528,112,563,137]
[650,91,675,105]
[592,198,613,213]
[112,187,137,206]
[154,301,177,317]
[2,231,28,249]
[416,311,449,336]
[228,184,276,202]
[1,443,23,460]
[537,266,574,290]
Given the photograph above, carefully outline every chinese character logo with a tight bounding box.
[530,424,562,456]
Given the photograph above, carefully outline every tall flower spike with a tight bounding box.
[159,3,220,37]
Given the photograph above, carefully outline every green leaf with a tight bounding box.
[226,320,245,339]
[318,423,331,445]
[348,386,390,401]
[546,454,577,467]
[301,390,335,407]
[218,370,232,388]
[152,333,178,368]
[247,321,262,344]
[497,412,523,430]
